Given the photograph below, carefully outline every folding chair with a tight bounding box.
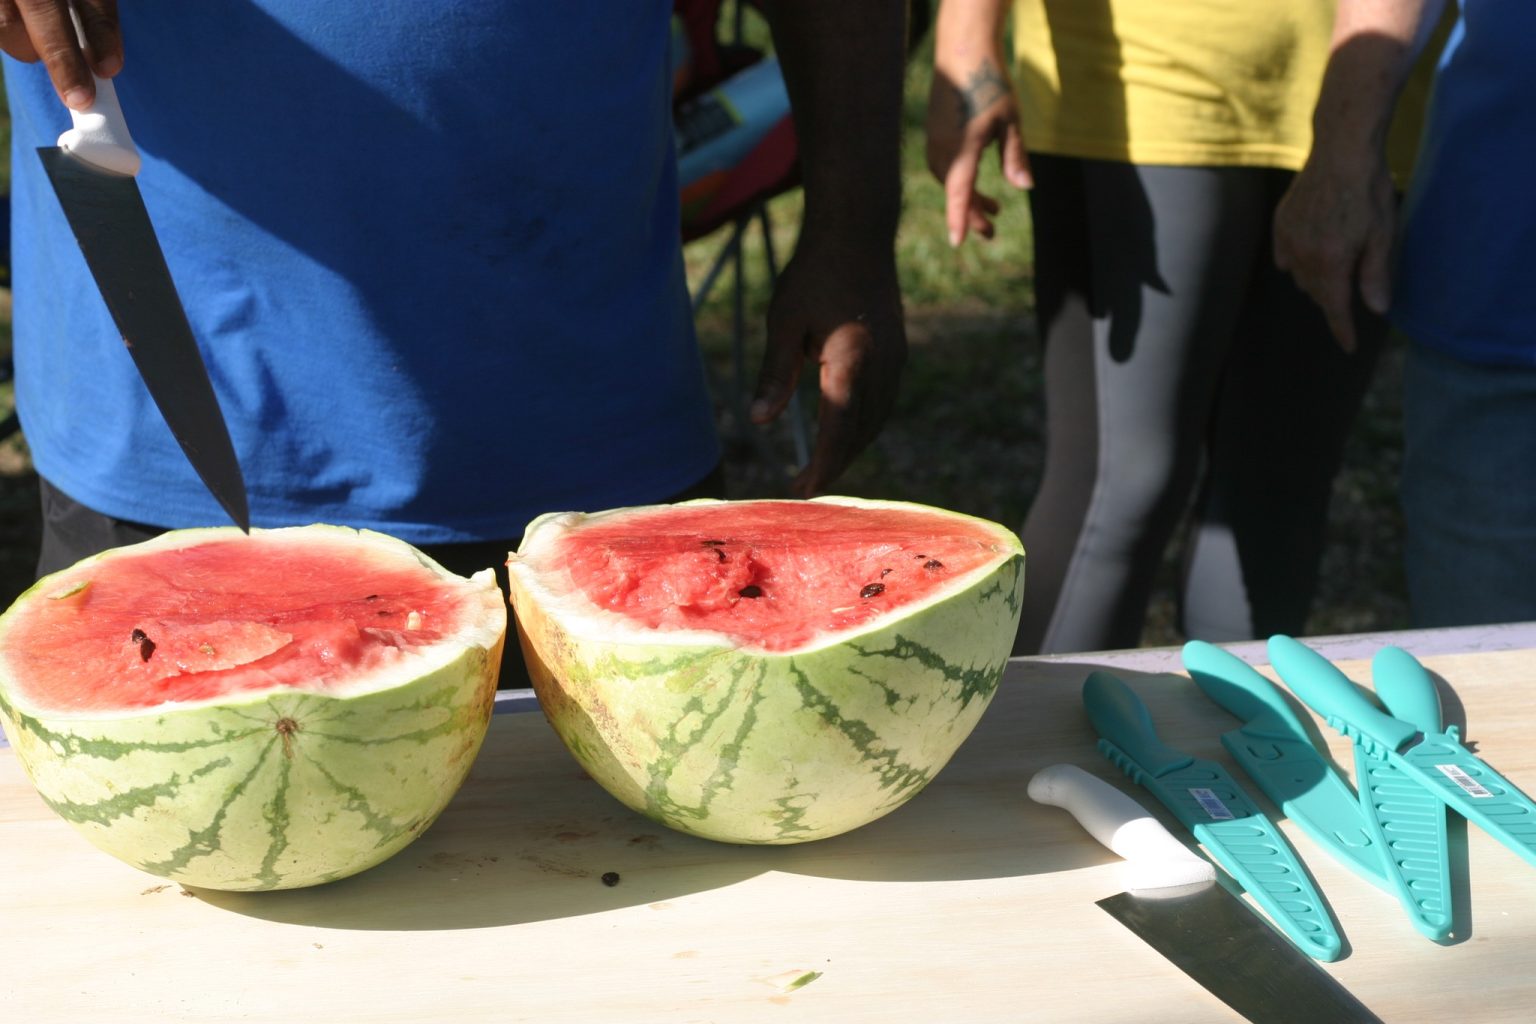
[673,0,809,480]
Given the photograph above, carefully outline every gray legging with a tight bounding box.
[1018,155,1384,655]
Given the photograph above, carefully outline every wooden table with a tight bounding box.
[5,624,1536,1022]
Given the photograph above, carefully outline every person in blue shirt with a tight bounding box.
[1275,0,1536,627]
[1,2,910,678]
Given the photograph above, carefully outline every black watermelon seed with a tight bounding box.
[701,539,725,546]
[860,583,886,599]
[715,548,727,562]
[129,628,156,661]
[601,871,621,887]
[924,560,944,570]
[738,585,763,599]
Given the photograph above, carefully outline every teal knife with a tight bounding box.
[1265,636,1452,941]
[1370,645,1455,941]
[1269,634,1536,872]
[1181,641,1386,888]
[1082,670,1343,961]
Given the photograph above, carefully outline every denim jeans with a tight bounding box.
[1401,340,1536,627]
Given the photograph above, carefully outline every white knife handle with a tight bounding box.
[57,2,141,177]
[1028,764,1216,891]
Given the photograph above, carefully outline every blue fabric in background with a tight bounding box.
[1392,0,1536,367]
[5,1,720,542]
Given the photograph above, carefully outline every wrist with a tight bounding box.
[933,0,1011,72]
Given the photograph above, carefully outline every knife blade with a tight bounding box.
[1181,641,1387,888]
[1082,670,1343,961]
[1269,634,1536,873]
[37,12,249,531]
[1028,763,1381,1024]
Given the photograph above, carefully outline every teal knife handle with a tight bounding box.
[1182,640,1310,739]
[1268,635,1418,755]
[1372,646,1443,733]
[1081,671,1192,777]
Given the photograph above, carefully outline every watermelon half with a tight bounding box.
[0,525,506,891]
[507,496,1025,844]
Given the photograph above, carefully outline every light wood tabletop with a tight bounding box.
[4,623,1535,1023]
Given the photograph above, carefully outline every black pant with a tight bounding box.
[36,465,728,689]
[1019,155,1386,653]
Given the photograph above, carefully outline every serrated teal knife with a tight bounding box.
[1081,670,1343,961]
[1181,641,1387,888]
[1269,634,1536,875]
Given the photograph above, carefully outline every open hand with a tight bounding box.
[751,231,907,498]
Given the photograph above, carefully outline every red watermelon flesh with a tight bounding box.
[553,500,1004,651]
[5,533,486,712]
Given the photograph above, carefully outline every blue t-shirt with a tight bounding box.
[5,1,720,542]
[1392,0,1536,367]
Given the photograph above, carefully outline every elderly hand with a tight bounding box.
[1272,144,1397,353]
[0,0,122,109]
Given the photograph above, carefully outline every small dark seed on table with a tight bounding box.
[601,871,621,887]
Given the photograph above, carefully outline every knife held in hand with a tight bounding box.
[37,8,250,531]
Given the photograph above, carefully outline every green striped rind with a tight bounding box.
[510,498,1024,845]
[0,527,505,891]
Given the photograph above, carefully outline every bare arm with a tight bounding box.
[752,1,909,497]
[1273,0,1445,350]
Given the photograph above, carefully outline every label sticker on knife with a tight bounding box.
[1437,764,1494,798]
[1188,787,1236,820]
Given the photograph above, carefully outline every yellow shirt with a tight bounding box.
[1011,0,1436,177]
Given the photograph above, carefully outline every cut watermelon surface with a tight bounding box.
[4,529,490,712]
[552,500,1004,651]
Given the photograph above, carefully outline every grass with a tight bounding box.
[0,19,1411,644]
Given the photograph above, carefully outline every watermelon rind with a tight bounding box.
[0,525,506,891]
[508,496,1025,845]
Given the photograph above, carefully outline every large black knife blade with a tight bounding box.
[36,53,249,531]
